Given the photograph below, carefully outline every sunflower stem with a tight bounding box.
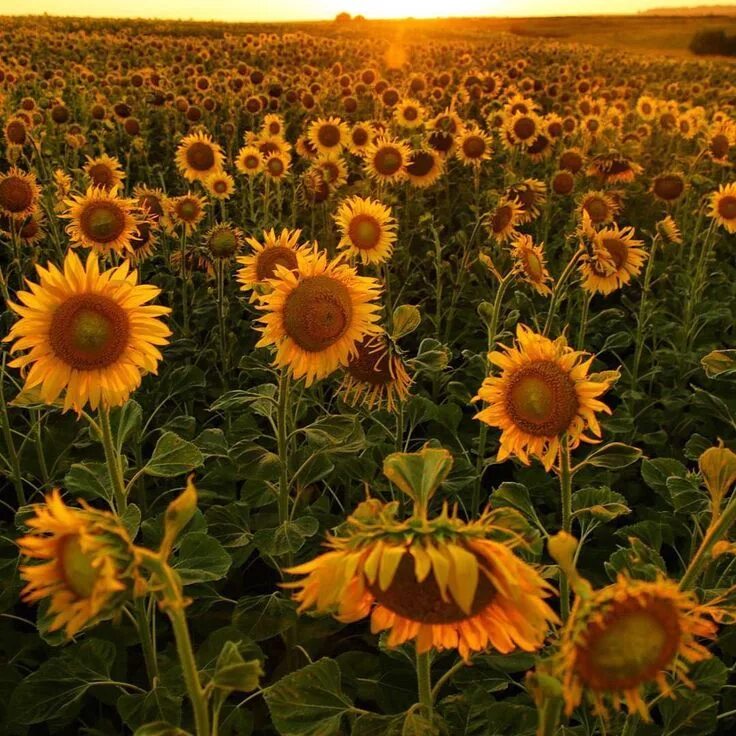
[98,405,127,513]
[0,361,25,507]
[680,493,736,590]
[134,596,159,688]
[621,714,640,736]
[277,368,291,529]
[631,234,659,390]
[416,649,434,720]
[543,248,583,338]
[137,549,210,736]
[558,439,573,621]
[215,258,228,374]
[576,291,593,350]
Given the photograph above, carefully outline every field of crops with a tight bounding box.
[1,14,736,736]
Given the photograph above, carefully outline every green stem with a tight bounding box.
[33,410,50,486]
[416,649,433,720]
[98,406,126,513]
[135,596,159,687]
[543,248,583,337]
[680,495,736,590]
[621,714,639,736]
[0,365,25,506]
[631,235,659,389]
[576,291,592,350]
[472,271,515,513]
[558,439,572,621]
[215,259,228,373]
[277,369,291,528]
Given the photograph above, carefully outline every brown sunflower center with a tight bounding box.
[403,107,418,121]
[255,246,299,280]
[176,199,200,222]
[366,551,496,624]
[80,201,127,244]
[407,151,435,177]
[600,238,628,269]
[576,596,681,691]
[491,205,513,233]
[352,128,369,146]
[560,151,583,173]
[654,175,684,201]
[49,294,130,370]
[374,147,402,176]
[348,214,382,250]
[505,360,579,436]
[513,116,536,141]
[710,134,730,159]
[186,141,216,171]
[208,228,238,257]
[462,136,487,159]
[717,195,736,221]
[87,164,115,189]
[59,535,101,599]
[347,338,393,385]
[0,176,33,213]
[584,197,610,224]
[553,171,574,195]
[282,274,352,352]
[243,154,261,170]
[317,123,341,148]
[6,120,27,145]
[267,157,285,176]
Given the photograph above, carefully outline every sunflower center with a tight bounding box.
[407,151,434,177]
[352,128,369,146]
[578,597,681,691]
[403,107,418,121]
[244,154,261,169]
[186,141,216,171]
[283,274,352,352]
[654,175,684,201]
[462,136,486,159]
[59,535,100,599]
[347,338,393,385]
[267,158,285,176]
[366,551,496,624]
[49,294,130,370]
[87,164,115,188]
[177,200,199,221]
[584,198,609,224]
[513,117,536,140]
[209,228,238,257]
[255,246,299,280]
[374,147,402,175]
[0,177,33,213]
[710,134,729,159]
[600,238,628,269]
[80,202,126,244]
[717,195,736,221]
[506,360,579,436]
[317,124,341,148]
[6,120,27,145]
[348,214,382,250]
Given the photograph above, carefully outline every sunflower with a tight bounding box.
[651,172,687,204]
[558,576,728,720]
[485,198,521,243]
[338,333,412,412]
[394,99,425,130]
[552,170,576,196]
[263,152,291,181]
[4,250,171,413]
[578,190,619,227]
[705,121,735,164]
[204,222,243,259]
[308,116,349,156]
[406,149,444,188]
[708,182,736,234]
[507,179,547,224]
[63,187,140,255]
[175,130,225,182]
[364,137,411,184]
[17,490,137,636]
[580,225,648,295]
[0,167,41,220]
[236,228,309,298]
[587,154,642,185]
[261,113,285,138]
[559,149,585,174]
[255,248,382,386]
[285,447,557,661]
[83,154,126,192]
[164,192,207,235]
[235,145,264,176]
[474,325,612,470]
[126,219,159,264]
[657,215,683,245]
[504,111,542,148]
[204,170,235,200]
[510,235,553,296]
[455,128,493,167]
[312,155,348,191]
[334,196,397,265]
[347,122,374,156]
[4,116,29,148]
[133,185,168,224]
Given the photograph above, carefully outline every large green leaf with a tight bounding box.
[144,432,204,477]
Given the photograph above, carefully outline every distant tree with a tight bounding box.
[690,29,736,56]
[354,14,366,22]
[335,12,352,23]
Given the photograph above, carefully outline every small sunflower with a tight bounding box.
[656,215,683,245]
[285,447,557,661]
[708,182,736,234]
[347,122,374,156]
[474,325,612,470]
[312,155,348,191]
[510,235,553,296]
[308,116,349,156]
[204,222,243,259]
[406,149,444,188]
[334,196,397,265]
[394,99,425,130]
[507,179,547,224]
[485,198,521,243]
[255,248,382,386]
[18,490,137,636]
[0,167,41,220]
[651,172,686,204]
[4,250,171,412]
[83,154,126,192]
[364,137,411,184]
[578,190,620,227]
[175,130,225,182]
[204,170,235,200]
[164,192,207,235]
[235,145,264,176]
[338,333,412,413]
[263,152,291,181]
[63,187,140,255]
[559,576,728,720]
[455,128,493,167]
[504,111,542,148]
[581,225,647,295]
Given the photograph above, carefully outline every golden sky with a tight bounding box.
[0,0,702,21]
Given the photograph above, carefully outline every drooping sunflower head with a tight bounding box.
[485,198,521,243]
[285,447,557,660]
[126,218,159,264]
[510,234,553,296]
[580,225,648,296]
[83,154,126,192]
[364,136,411,184]
[338,332,412,413]
[0,167,41,220]
[656,215,683,245]
[587,153,642,184]
[63,186,141,255]
[558,576,727,720]
[4,250,171,413]
[651,172,687,204]
[312,154,348,191]
[507,178,548,223]
[334,196,397,265]
[236,228,309,297]
[474,325,612,470]
[255,248,382,386]
[133,185,168,224]
[406,148,444,188]
[175,130,225,182]
[17,490,138,636]
[708,182,736,234]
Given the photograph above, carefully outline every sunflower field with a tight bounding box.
[1,14,736,736]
